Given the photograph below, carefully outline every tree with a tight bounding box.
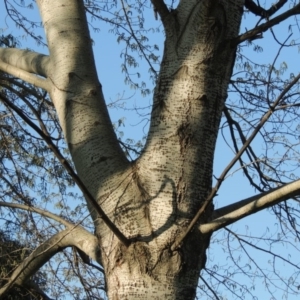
[1,0,300,299]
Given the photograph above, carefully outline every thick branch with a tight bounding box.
[235,3,300,44]
[0,59,50,91]
[0,227,99,297]
[0,48,50,77]
[0,92,131,247]
[245,0,287,18]
[151,0,169,23]
[35,3,131,236]
[0,202,73,228]
[200,179,300,235]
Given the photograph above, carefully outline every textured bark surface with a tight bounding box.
[0,0,245,299]
[96,1,244,299]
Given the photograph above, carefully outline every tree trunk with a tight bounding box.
[100,1,244,299]
[35,1,244,299]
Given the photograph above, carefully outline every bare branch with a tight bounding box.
[172,72,300,250]
[0,202,73,228]
[200,179,300,235]
[245,0,287,18]
[0,227,99,297]
[235,3,300,45]
[120,0,158,77]
[199,273,221,300]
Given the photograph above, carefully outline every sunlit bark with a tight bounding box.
[1,0,300,299]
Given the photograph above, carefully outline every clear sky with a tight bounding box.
[1,1,300,299]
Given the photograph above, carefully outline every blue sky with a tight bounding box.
[1,1,300,299]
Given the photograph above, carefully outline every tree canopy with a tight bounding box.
[1,0,300,299]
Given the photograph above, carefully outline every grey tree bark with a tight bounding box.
[1,0,300,299]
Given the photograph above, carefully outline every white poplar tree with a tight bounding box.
[1,0,300,299]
